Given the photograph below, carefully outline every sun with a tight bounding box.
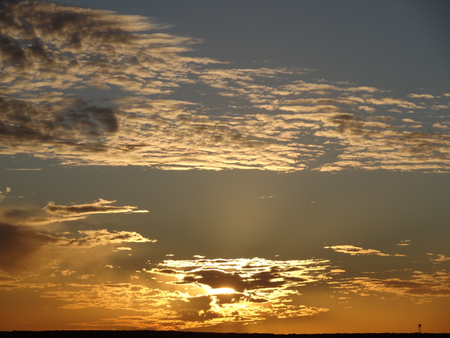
[205,287,236,295]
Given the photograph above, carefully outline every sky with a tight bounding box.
[1,0,450,334]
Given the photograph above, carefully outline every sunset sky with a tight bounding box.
[1,0,450,334]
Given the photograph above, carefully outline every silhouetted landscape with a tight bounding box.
[1,331,448,338]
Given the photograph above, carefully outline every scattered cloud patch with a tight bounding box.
[396,240,411,247]
[407,94,435,99]
[336,271,450,302]
[427,253,450,263]
[0,187,11,201]
[325,245,405,257]
[0,1,449,172]
[145,257,330,328]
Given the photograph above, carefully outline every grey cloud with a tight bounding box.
[0,34,28,67]
[0,96,119,153]
[62,105,119,135]
[171,295,219,322]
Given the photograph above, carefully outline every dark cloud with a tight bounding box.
[0,198,152,274]
[179,267,286,293]
[0,34,28,67]
[171,295,220,322]
[0,222,58,273]
[0,96,119,151]
[0,199,148,226]
[61,105,119,135]
[44,199,145,216]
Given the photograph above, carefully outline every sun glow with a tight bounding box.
[206,287,236,295]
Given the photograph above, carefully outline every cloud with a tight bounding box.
[407,94,435,99]
[0,197,152,275]
[3,168,42,170]
[146,257,330,325]
[0,223,154,274]
[364,97,423,109]
[325,245,405,257]
[39,256,330,330]
[63,229,156,248]
[336,271,450,302]
[44,198,148,217]
[396,240,411,247]
[1,199,148,226]
[427,253,450,262]
[432,122,449,129]
[0,222,58,273]
[0,187,11,201]
[1,1,450,173]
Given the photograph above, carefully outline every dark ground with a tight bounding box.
[0,331,447,338]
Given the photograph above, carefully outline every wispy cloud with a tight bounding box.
[3,168,43,170]
[407,94,435,99]
[396,240,411,247]
[63,229,155,248]
[1,198,148,226]
[335,271,450,303]
[44,198,148,217]
[325,245,405,257]
[427,253,450,263]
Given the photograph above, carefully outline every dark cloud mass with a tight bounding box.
[0,222,57,273]
[0,198,152,275]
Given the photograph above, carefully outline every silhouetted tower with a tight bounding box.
[418,324,422,334]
